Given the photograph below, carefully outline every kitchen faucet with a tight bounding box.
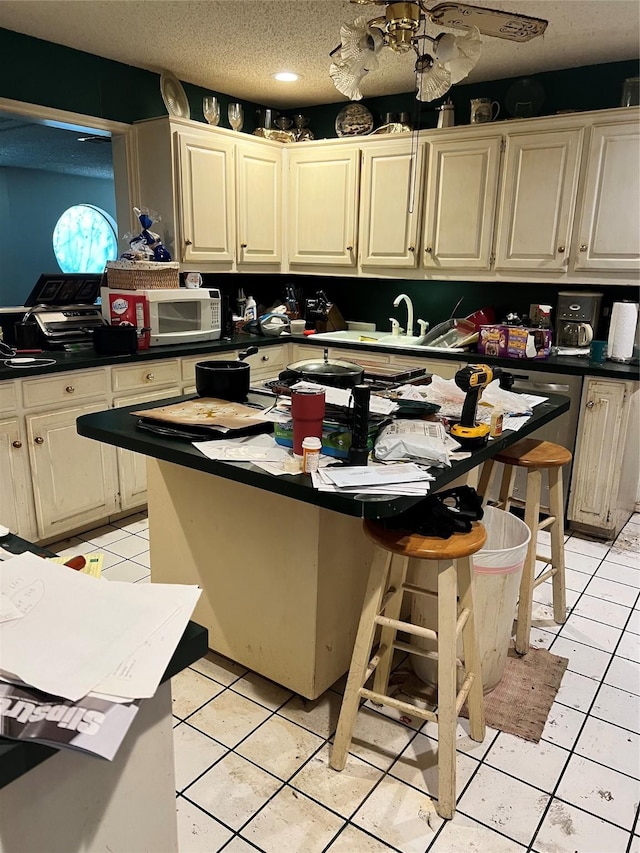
[393,293,414,337]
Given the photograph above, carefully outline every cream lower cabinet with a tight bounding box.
[287,146,360,266]
[421,135,502,270]
[0,415,35,540]
[568,378,639,538]
[572,119,640,272]
[26,402,118,541]
[359,140,424,268]
[494,128,583,271]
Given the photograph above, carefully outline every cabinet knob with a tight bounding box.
[557,246,565,253]
[185,239,192,246]
[145,373,155,381]
[425,247,432,254]
[579,244,588,252]
[240,243,247,249]
[346,245,353,252]
[261,355,269,362]
[12,440,22,449]
[65,385,75,394]
[586,400,595,408]
[34,436,44,445]
[408,246,415,253]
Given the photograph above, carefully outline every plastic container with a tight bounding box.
[302,436,322,473]
[244,295,257,322]
[410,506,531,693]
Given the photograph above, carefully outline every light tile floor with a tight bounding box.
[50,512,640,853]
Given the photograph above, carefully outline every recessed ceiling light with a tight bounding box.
[273,72,299,82]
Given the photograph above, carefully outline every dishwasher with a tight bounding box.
[485,369,583,512]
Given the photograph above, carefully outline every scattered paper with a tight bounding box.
[521,394,548,408]
[194,433,291,462]
[323,462,433,489]
[0,593,24,624]
[503,415,532,432]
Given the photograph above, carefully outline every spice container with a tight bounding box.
[302,437,322,473]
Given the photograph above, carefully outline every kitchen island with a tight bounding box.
[78,392,569,700]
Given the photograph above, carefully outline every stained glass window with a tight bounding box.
[53,204,118,273]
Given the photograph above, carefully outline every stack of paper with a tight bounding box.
[312,462,434,497]
[0,552,201,759]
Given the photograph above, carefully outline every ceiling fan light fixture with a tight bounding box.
[273,71,299,82]
[385,1,421,52]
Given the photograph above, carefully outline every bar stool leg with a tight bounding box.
[477,460,495,507]
[516,467,542,655]
[498,464,516,512]
[436,561,459,820]
[456,555,485,744]
[331,547,391,771]
[373,555,409,697]
[548,467,567,624]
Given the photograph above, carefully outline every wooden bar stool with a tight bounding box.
[330,521,486,820]
[477,438,572,655]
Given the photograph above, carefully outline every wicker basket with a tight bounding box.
[106,260,180,290]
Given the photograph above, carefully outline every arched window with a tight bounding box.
[53,204,118,273]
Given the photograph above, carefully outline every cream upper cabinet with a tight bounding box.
[359,140,423,268]
[177,130,236,263]
[287,146,360,266]
[236,142,282,264]
[494,129,582,271]
[573,119,640,271]
[421,135,502,269]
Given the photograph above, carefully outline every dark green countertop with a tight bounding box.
[0,534,208,791]
[77,391,570,520]
[1,334,638,382]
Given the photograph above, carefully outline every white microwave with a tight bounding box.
[101,287,222,346]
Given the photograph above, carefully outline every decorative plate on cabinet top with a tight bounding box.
[160,70,190,119]
[335,103,374,137]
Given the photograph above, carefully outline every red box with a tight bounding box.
[477,325,551,359]
[105,292,150,350]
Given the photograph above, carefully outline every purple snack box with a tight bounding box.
[478,325,551,359]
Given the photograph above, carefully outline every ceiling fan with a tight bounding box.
[330,1,548,102]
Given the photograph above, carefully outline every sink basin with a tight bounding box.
[311,330,426,347]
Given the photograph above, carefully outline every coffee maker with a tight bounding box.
[555,291,603,349]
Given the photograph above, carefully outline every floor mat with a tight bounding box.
[394,645,569,743]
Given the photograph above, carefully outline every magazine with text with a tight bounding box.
[0,679,139,760]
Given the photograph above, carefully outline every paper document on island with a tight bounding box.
[132,398,271,431]
[194,433,291,462]
[0,552,200,701]
[324,462,433,489]
[0,678,138,761]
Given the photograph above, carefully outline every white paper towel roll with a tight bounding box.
[607,302,639,361]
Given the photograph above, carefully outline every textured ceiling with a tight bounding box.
[0,116,113,179]
[0,0,638,109]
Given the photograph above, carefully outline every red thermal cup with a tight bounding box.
[290,388,325,455]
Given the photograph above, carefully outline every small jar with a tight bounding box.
[302,436,322,473]
[490,409,504,438]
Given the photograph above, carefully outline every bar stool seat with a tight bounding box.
[330,521,487,820]
[478,438,571,655]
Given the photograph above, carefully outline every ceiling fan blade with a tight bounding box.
[427,2,548,42]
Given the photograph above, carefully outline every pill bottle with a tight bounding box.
[490,408,504,437]
[302,436,322,473]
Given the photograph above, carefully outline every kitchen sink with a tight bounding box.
[311,330,427,347]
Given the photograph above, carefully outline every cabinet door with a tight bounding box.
[114,388,181,511]
[288,147,359,265]
[494,129,582,270]
[177,131,235,263]
[236,143,282,264]
[26,403,118,540]
[568,379,627,530]
[422,136,502,269]
[574,120,640,271]
[0,416,36,541]
[359,141,423,268]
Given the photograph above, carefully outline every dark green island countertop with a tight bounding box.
[77,391,570,520]
[0,534,208,791]
[1,334,638,382]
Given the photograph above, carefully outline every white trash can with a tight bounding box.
[411,506,531,693]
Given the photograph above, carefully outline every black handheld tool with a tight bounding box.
[450,364,512,449]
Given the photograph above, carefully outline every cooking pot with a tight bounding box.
[195,346,258,401]
[280,348,364,389]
